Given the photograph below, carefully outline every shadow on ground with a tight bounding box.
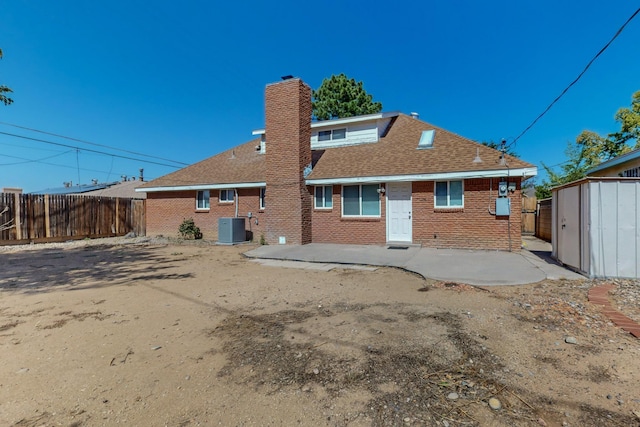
[0,244,193,294]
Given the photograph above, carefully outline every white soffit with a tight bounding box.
[306,167,538,185]
[137,182,266,193]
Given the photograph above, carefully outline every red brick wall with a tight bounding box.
[145,188,266,241]
[310,179,522,251]
[311,185,387,244]
[413,178,522,251]
[264,78,313,245]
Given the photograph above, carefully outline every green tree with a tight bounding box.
[535,90,639,198]
[610,90,640,148]
[0,48,13,106]
[535,139,599,198]
[481,140,518,157]
[312,73,382,120]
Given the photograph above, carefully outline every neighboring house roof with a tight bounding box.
[30,180,146,198]
[79,180,147,199]
[586,147,640,176]
[30,182,115,195]
[139,113,536,192]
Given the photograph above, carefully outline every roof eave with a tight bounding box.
[137,182,266,193]
[306,167,537,185]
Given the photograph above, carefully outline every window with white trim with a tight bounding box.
[259,188,266,210]
[196,190,210,210]
[623,167,640,177]
[219,189,234,203]
[342,184,380,217]
[435,180,463,208]
[318,128,346,142]
[314,185,332,209]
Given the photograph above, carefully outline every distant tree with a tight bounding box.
[534,140,598,198]
[480,140,518,157]
[610,90,640,149]
[0,48,13,106]
[478,140,539,194]
[535,90,639,199]
[312,73,382,120]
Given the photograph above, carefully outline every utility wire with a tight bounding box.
[0,131,182,168]
[0,121,190,166]
[0,152,129,176]
[0,151,72,166]
[511,6,640,147]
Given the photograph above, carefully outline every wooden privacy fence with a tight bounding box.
[0,193,145,245]
[521,196,537,235]
[535,198,552,242]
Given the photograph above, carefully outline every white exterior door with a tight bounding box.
[387,182,412,242]
[557,186,581,269]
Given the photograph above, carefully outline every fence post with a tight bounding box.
[14,193,22,239]
[44,195,51,237]
[115,198,120,235]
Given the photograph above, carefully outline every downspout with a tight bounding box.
[506,159,512,252]
[234,188,239,218]
[500,140,512,252]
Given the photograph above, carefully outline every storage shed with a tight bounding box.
[552,178,640,278]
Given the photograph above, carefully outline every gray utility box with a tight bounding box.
[496,198,511,216]
[218,217,246,244]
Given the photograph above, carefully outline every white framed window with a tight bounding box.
[342,184,380,217]
[196,190,210,210]
[314,185,333,209]
[435,180,463,208]
[219,189,234,203]
[318,128,347,142]
[259,188,266,210]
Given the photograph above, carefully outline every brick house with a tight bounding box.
[138,78,537,251]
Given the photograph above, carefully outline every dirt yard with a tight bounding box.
[0,238,639,427]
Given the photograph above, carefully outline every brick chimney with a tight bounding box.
[264,78,313,245]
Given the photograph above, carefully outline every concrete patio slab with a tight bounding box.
[244,239,585,286]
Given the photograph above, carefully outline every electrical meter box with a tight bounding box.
[498,181,508,197]
[496,198,510,216]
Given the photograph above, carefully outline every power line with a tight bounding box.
[0,121,190,166]
[0,152,130,176]
[0,131,183,169]
[511,6,640,147]
[0,151,72,166]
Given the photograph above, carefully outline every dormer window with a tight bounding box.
[318,128,347,142]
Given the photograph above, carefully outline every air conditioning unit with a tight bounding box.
[218,217,246,244]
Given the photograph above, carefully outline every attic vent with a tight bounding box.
[418,130,435,149]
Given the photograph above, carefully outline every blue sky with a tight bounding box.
[2,1,639,192]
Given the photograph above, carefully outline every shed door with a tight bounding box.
[387,182,412,242]
[557,186,581,269]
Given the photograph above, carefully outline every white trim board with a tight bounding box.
[251,111,400,135]
[137,182,266,193]
[306,167,537,186]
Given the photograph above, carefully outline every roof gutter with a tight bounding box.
[305,167,537,186]
[136,182,266,193]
